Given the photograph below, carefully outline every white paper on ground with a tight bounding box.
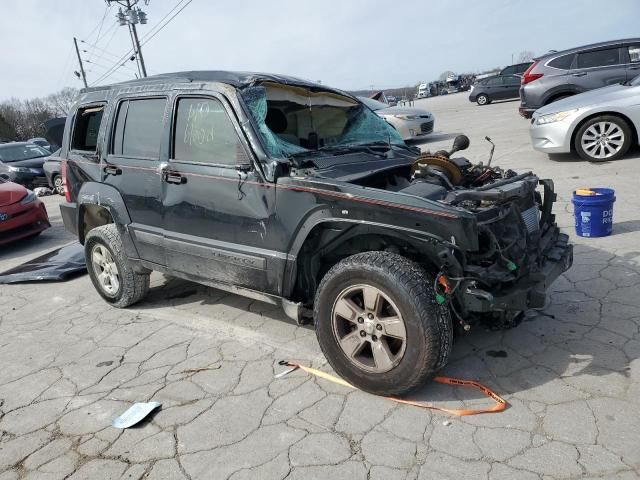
[112,401,161,429]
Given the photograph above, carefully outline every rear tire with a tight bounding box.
[476,94,490,106]
[314,252,453,396]
[85,224,149,308]
[574,115,632,162]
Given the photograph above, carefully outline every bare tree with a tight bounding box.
[46,87,78,116]
[517,50,535,63]
[0,97,55,141]
[0,87,78,141]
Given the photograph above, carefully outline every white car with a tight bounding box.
[358,97,435,141]
[530,76,640,161]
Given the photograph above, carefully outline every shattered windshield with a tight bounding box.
[240,83,404,158]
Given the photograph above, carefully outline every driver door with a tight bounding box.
[161,92,283,295]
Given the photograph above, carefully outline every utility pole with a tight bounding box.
[108,0,149,77]
[73,37,88,88]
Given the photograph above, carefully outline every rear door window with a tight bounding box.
[111,98,167,159]
[502,75,521,85]
[485,77,502,86]
[548,54,574,70]
[71,105,104,152]
[577,48,621,69]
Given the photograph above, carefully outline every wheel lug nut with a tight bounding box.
[371,335,378,342]
[360,331,367,337]
[367,313,374,320]
[357,317,364,324]
[376,324,382,331]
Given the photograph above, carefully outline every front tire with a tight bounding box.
[476,94,490,106]
[314,252,452,396]
[85,224,149,308]
[574,115,632,162]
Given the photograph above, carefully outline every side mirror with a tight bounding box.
[451,135,470,153]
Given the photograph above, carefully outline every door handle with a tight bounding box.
[164,171,187,185]
[104,165,122,176]
[571,72,587,77]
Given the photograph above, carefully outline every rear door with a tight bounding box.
[483,77,503,99]
[500,75,521,99]
[161,92,280,294]
[103,95,169,265]
[624,43,640,80]
[570,46,627,89]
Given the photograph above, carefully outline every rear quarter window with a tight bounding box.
[548,54,574,70]
[71,106,104,152]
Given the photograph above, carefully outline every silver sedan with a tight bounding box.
[358,97,435,141]
[529,75,640,161]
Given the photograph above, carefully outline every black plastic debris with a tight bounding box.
[0,243,86,284]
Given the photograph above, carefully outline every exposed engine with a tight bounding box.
[408,135,527,211]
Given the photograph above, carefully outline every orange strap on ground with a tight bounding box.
[279,361,507,416]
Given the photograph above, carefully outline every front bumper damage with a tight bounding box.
[446,178,573,325]
[462,231,572,313]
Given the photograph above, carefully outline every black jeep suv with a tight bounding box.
[59,71,572,395]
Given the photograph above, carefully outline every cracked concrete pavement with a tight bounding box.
[1,94,639,479]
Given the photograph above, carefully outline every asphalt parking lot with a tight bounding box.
[1,93,639,480]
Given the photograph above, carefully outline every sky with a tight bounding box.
[1,0,638,100]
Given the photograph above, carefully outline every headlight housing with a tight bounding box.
[20,191,37,205]
[394,114,421,120]
[535,109,578,125]
[7,166,30,173]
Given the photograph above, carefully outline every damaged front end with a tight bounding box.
[415,140,573,329]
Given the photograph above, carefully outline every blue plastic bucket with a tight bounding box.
[572,188,616,237]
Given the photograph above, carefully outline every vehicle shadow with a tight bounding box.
[134,243,639,407]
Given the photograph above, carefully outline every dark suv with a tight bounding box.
[519,38,640,118]
[59,71,572,395]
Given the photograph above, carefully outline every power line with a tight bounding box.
[83,5,111,44]
[91,0,192,85]
[140,0,192,47]
[90,6,110,49]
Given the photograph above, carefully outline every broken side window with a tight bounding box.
[71,105,104,152]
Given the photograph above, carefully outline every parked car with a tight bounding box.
[28,137,52,152]
[0,142,51,189]
[530,74,640,161]
[43,148,64,194]
[519,38,640,118]
[359,96,435,140]
[500,62,533,76]
[0,176,50,245]
[469,74,521,105]
[59,71,572,395]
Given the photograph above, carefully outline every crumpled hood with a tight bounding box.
[536,84,640,115]
[0,181,27,206]
[376,106,433,117]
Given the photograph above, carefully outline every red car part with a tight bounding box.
[0,180,50,246]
